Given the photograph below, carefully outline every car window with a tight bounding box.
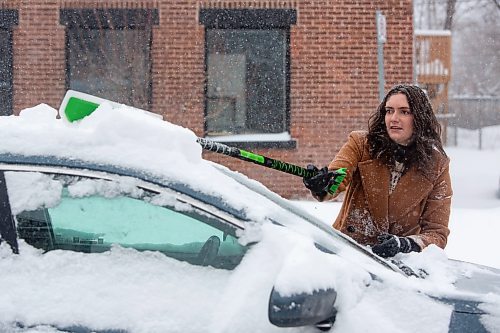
[7,171,247,270]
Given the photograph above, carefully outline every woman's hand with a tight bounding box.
[372,234,421,258]
[302,165,334,200]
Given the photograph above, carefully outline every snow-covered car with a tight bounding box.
[0,93,499,333]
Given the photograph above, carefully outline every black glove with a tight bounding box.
[371,234,421,258]
[303,165,335,199]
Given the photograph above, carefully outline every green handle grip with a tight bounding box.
[327,168,347,195]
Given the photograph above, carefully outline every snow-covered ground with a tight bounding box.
[294,125,500,269]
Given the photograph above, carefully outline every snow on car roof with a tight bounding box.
[0,102,281,223]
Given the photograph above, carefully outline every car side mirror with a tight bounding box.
[268,287,337,331]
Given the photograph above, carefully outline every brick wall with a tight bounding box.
[3,0,414,199]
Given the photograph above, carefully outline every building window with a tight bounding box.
[60,9,159,110]
[0,10,18,116]
[200,9,296,140]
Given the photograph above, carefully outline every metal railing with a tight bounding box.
[447,97,500,149]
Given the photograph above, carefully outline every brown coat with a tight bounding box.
[327,131,452,249]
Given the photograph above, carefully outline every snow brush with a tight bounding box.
[59,90,346,194]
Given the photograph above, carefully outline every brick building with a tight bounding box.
[0,0,414,198]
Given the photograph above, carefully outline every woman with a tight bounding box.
[304,84,452,258]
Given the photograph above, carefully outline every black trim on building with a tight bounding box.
[60,8,159,29]
[199,8,296,29]
[61,8,158,109]
[0,9,18,116]
[284,28,292,135]
[0,9,18,29]
[218,140,297,150]
[200,8,296,144]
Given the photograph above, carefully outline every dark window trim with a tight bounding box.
[199,8,296,29]
[284,28,292,136]
[218,140,297,150]
[0,9,18,29]
[60,8,158,109]
[201,8,295,147]
[0,9,18,116]
[60,8,159,29]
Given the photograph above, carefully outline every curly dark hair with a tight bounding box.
[366,84,447,175]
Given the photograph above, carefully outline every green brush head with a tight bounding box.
[64,97,100,122]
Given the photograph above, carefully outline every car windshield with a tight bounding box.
[211,163,402,273]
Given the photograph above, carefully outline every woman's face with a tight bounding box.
[384,93,414,146]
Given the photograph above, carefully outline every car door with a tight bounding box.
[0,163,270,332]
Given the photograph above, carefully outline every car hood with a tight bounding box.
[451,260,500,296]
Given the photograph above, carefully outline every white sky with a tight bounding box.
[0,102,498,332]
